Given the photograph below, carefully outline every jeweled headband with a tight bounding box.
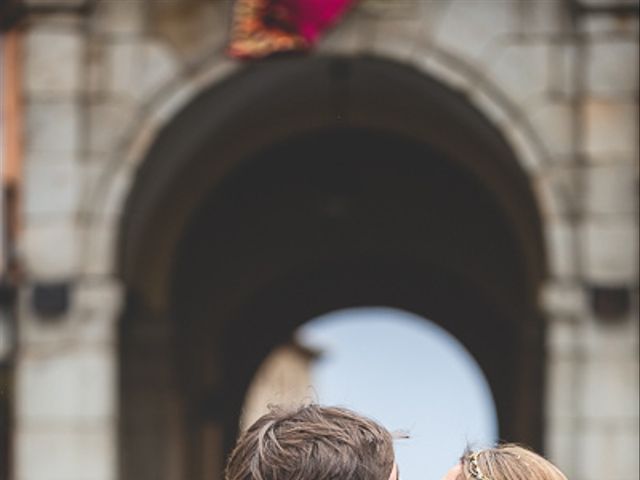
[467,451,493,480]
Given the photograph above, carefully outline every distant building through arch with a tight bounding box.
[240,340,320,431]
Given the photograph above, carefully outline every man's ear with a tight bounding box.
[388,463,398,480]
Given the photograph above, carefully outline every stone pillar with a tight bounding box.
[15,281,122,480]
[574,11,639,480]
[545,6,639,480]
[16,10,123,480]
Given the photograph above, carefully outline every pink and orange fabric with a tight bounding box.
[228,0,357,59]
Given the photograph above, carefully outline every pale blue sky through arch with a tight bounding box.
[297,307,498,480]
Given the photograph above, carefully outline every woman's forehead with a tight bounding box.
[443,463,463,480]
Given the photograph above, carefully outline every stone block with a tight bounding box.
[105,41,138,99]
[528,101,574,158]
[24,152,80,217]
[361,1,453,61]
[579,423,640,480]
[72,280,123,342]
[189,57,238,97]
[24,0,85,5]
[584,99,637,158]
[433,0,515,64]
[544,221,577,279]
[86,41,107,98]
[543,283,587,318]
[505,123,542,173]
[18,278,122,346]
[106,40,180,103]
[548,42,578,99]
[17,308,71,347]
[94,0,145,36]
[546,316,578,359]
[25,100,80,153]
[587,40,638,97]
[578,426,613,480]
[16,345,115,421]
[121,116,162,170]
[319,10,370,56]
[79,154,131,221]
[584,15,639,37]
[581,219,638,284]
[16,426,115,480]
[535,167,578,217]
[88,100,136,154]
[585,162,638,216]
[517,0,568,35]
[580,314,639,359]
[546,357,578,420]
[582,0,639,7]
[415,53,474,94]
[544,419,575,478]
[468,85,511,127]
[149,0,229,59]
[365,0,450,39]
[81,219,119,277]
[580,357,639,419]
[616,428,640,479]
[366,19,422,63]
[99,166,135,220]
[22,219,80,279]
[149,80,196,126]
[25,29,82,97]
[17,284,75,345]
[487,43,550,105]
[361,0,424,18]
[78,157,107,209]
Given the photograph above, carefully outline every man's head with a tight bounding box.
[225,404,397,480]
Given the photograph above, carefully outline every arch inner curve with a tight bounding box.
[117,55,547,480]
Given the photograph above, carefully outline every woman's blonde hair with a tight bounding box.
[459,444,568,480]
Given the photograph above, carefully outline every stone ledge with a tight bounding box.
[543,282,588,317]
[580,357,640,420]
[583,99,638,158]
[585,162,639,216]
[25,28,83,97]
[544,221,578,279]
[15,425,115,480]
[17,278,122,347]
[21,218,81,280]
[581,219,639,285]
[24,153,81,218]
[586,39,639,97]
[24,100,80,154]
[16,343,116,422]
[578,422,639,480]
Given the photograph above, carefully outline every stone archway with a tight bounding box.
[118,56,547,480]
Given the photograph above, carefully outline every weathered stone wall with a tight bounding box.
[16,1,638,479]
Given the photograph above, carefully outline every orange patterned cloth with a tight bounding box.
[228,0,356,59]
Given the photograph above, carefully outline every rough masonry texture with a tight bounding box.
[16,1,639,479]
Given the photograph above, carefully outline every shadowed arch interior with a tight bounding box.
[118,56,547,480]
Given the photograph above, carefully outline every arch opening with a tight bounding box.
[118,56,546,480]
[241,306,499,480]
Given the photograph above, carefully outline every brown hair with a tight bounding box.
[459,444,568,480]
[225,404,395,480]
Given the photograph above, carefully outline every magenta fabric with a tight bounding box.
[282,0,356,43]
